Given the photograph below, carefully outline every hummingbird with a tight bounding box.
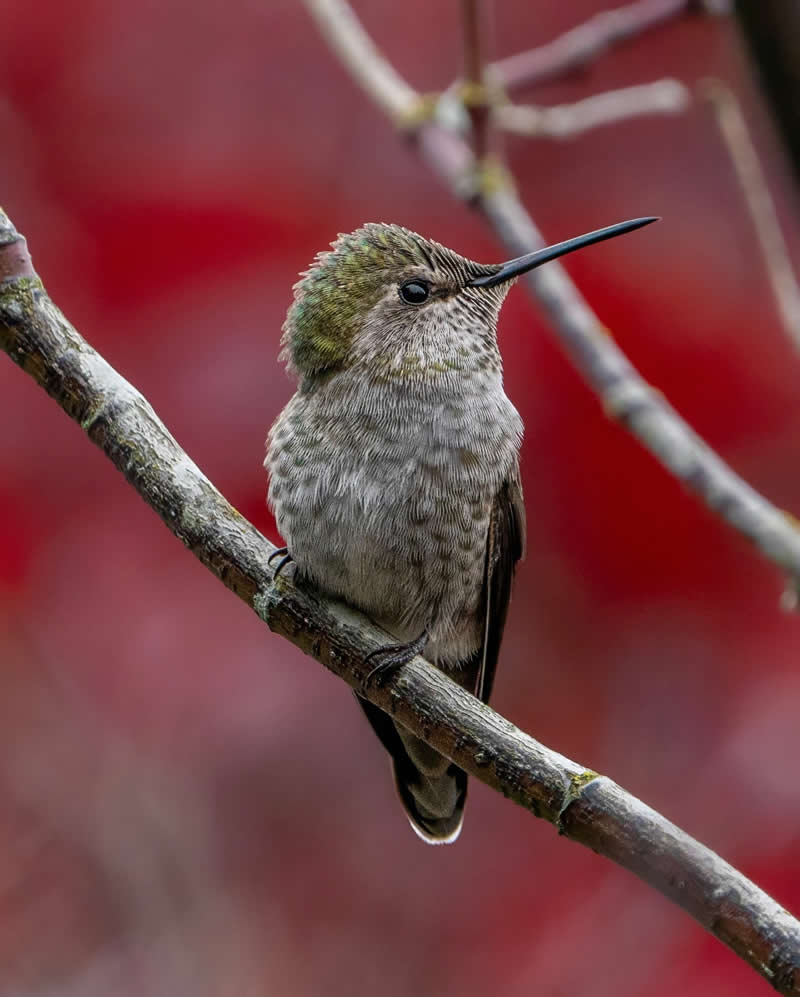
[265,216,656,844]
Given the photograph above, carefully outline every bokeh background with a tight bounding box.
[1,2,799,994]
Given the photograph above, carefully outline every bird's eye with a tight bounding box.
[398,280,430,304]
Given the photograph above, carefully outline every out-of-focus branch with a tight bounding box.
[496,79,689,139]
[304,0,800,599]
[299,0,417,122]
[460,1,491,161]
[702,80,800,354]
[1,208,799,995]
[488,0,726,93]
[734,1,800,183]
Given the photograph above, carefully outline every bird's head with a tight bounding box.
[281,218,656,385]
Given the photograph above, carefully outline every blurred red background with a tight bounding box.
[1,2,799,994]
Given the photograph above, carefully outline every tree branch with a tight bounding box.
[734,0,800,184]
[304,0,800,604]
[496,78,689,139]
[459,0,492,161]
[2,207,800,989]
[298,0,417,122]
[488,0,702,93]
[702,79,800,356]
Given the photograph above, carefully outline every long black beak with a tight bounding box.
[466,216,658,289]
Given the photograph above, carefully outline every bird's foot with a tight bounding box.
[362,630,429,688]
[267,546,294,579]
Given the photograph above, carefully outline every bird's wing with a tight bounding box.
[474,473,526,704]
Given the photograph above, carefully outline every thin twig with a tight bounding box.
[496,79,689,139]
[304,0,800,597]
[460,0,491,161]
[734,1,800,182]
[702,79,800,354]
[302,0,417,121]
[0,210,798,994]
[489,0,693,93]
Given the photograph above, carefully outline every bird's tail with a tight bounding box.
[356,695,467,844]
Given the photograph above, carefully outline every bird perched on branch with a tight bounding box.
[265,216,656,843]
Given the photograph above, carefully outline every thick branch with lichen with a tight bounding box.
[1,208,799,991]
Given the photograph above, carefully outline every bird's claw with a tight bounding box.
[362,631,429,688]
[268,546,294,579]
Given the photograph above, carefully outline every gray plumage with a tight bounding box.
[265,223,525,844]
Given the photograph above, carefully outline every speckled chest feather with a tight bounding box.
[266,323,522,667]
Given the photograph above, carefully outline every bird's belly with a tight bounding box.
[271,452,494,661]
[266,377,522,665]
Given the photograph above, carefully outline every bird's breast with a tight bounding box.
[266,370,522,660]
